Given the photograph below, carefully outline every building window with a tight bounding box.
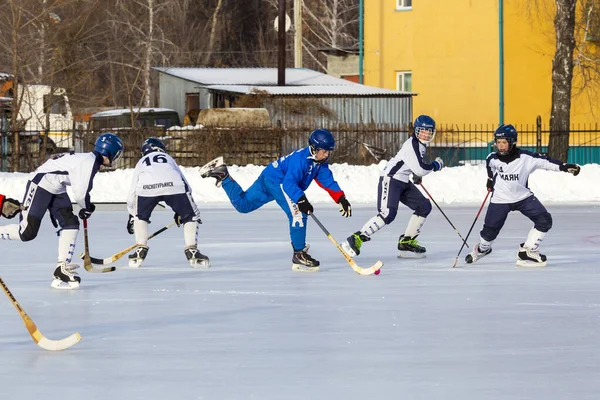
[396,71,412,92]
[396,0,412,10]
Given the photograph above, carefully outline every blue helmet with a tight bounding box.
[413,115,436,144]
[94,133,124,165]
[141,137,166,156]
[309,129,335,151]
[494,124,518,155]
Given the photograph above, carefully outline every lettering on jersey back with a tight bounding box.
[143,182,174,190]
[499,173,519,181]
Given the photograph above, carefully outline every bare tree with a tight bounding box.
[548,0,577,161]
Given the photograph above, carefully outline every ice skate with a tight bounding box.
[465,244,492,264]
[397,235,426,258]
[199,156,229,187]
[51,262,81,290]
[516,243,547,267]
[292,245,320,272]
[341,231,370,257]
[128,245,149,268]
[185,245,210,268]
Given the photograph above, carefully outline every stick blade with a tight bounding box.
[36,332,82,351]
[354,260,383,276]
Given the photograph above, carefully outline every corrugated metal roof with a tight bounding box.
[204,84,411,97]
[155,67,414,97]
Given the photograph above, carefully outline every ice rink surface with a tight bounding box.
[1,203,599,400]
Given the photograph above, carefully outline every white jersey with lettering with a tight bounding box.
[33,152,101,209]
[486,149,561,204]
[382,135,437,182]
[127,151,190,214]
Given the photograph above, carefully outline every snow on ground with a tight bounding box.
[0,162,599,204]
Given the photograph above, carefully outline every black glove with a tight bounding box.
[78,204,95,220]
[559,163,581,176]
[127,214,135,234]
[174,213,182,227]
[486,178,494,191]
[412,175,422,185]
[1,197,22,219]
[338,195,352,217]
[297,195,314,215]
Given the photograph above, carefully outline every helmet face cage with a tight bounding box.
[494,124,518,156]
[413,115,436,144]
[415,126,436,144]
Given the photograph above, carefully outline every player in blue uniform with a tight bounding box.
[0,133,123,289]
[200,129,352,272]
[466,124,581,267]
[342,115,444,259]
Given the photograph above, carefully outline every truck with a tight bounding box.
[0,75,74,151]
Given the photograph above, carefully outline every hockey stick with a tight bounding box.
[309,213,383,276]
[80,221,177,265]
[0,276,82,351]
[451,190,491,268]
[82,219,116,273]
[419,183,469,248]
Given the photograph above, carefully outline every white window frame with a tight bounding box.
[396,0,412,10]
[396,71,412,92]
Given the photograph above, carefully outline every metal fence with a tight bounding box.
[1,122,599,172]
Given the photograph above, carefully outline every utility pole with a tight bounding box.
[277,0,287,86]
[294,0,302,68]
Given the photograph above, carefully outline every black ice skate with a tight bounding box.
[397,235,426,259]
[185,246,210,268]
[341,231,371,257]
[128,245,149,268]
[516,243,547,267]
[465,244,492,264]
[292,245,320,272]
[199,156,229,187]
[51,262,81,290]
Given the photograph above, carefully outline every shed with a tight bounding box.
[154,67,414,127]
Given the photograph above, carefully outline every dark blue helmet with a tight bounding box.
[309,129,335,151]
[141,137,166,156]
[494,124,518,155]
[94,133,124,165]
[413,115,436,144]
[308,129,335,164]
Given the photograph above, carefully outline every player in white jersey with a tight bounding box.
[0,133,124,289]
[341,115,444,258]
[126,137,208,268]
[466,124,581,267]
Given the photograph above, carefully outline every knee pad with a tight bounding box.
[533,212,553,233]
[57,206,80,229]
[20,215,41,242]
[415,199,432,218]
[380,209,397,225]
[480,226,500,242]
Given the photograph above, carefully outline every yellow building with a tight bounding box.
[364,0,600,128]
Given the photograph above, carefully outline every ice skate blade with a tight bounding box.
[50,279,80,290]
[292,264,320,272]
[340,241,357,258]
[199,156,225,187]
[190,260,211,269]
[516,260,547,268]
[129,259,144,268]
[397,251,426,259]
